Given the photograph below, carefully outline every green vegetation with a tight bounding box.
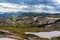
[0,23,52,38]
[0,24,60,40]
[0,24,37,37]
[0,16,60,40]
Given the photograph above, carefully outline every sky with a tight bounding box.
[0,0,60,13]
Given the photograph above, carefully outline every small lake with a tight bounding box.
[25,31,60,39]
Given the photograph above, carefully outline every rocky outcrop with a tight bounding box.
[0,17,60,28]
[0,30,23,40]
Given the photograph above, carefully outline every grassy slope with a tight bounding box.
[0,25,60,40]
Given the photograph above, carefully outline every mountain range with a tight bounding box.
[0,12,60,18]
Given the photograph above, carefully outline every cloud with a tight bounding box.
[0,3,28,9]
[52,0,60,4]
[0,3,29,12]
[32,5,57,13]
[34,4,54,9]
[0,7,30,12]
[0,2,60,13]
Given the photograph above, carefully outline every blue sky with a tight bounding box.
[0,0,60,13]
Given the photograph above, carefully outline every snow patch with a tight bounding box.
[25,31,60,39]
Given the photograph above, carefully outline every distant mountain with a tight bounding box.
[0,12,60,18]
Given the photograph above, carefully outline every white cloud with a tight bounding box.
[0,3,29,12]
[0,7,18,12]
[52,0,60,4]
[0,2,60,13]
[0,7,30,12]
[33,5,56,13]
[0,3,28,9]
[34,5,54,9]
